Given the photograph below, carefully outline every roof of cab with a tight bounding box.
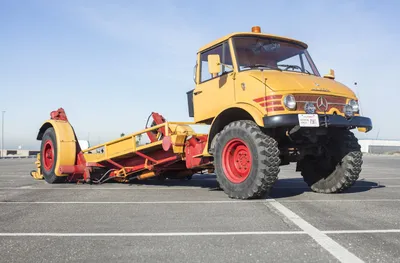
[197,30,308,53]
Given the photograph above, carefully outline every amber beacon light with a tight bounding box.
[251,26,261,33]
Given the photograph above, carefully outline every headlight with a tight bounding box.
[348,99,359,113]
[283,94,296,110]
[343,104,354,117]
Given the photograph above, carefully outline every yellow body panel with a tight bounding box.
[234,72,268,114]
[247,71,357,98]
[193,74,236,122]
[170,134,187,153]
[83,152,105,163]
[168,123,197,135]
[228,103,265,126]
[41,120,77,176]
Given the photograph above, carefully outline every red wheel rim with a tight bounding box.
[43,140,54,171]
[222,138,252,183]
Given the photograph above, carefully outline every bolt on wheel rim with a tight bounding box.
[222,138,252,183]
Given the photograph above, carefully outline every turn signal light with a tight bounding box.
[252,26,261,33]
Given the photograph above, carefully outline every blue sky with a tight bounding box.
[1,0,399,149]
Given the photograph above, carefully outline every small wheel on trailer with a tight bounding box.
[213,120,281,199]
[299,129,363,193]
[40,127,67,184]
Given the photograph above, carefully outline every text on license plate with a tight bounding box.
[298,114,319,127]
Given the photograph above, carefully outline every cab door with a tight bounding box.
[192,41,235,123]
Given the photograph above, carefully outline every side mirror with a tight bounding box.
[208,54,221,75]
[193,64,197,84]
[323,69,335,80]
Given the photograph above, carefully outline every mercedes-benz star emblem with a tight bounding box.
[316,96,328,111]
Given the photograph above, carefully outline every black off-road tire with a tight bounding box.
[209,132,220,154]
[300,129,362,193]
[213,120,281,199]
[40,127,67,184]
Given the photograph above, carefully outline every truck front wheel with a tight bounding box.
[299,129,362,193]
[213,120,281,199]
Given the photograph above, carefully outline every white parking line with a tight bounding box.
[1,199,400,204]
[0,229,399,237]
[0,187,203,190]
[0,231,305,237]
[218,177,400,183]
[270,185,400,189]
[0,200,270,204]
[324,229,400,234]
[359,177,400,180]
[280,199,400,203]
[2,185,400,190]
[269,199,364,263]
[0,177,30,179]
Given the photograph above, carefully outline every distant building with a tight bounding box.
[358,139,400,154]
[0,140,90,158]
[0,149,39,158]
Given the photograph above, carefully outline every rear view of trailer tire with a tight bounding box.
[40,127,67,184]
[213,120,281,199]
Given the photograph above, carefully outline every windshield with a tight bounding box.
[233,36,320,76]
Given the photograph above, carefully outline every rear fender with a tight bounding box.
[37,120,77,176]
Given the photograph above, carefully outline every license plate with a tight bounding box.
[298,114,319,127]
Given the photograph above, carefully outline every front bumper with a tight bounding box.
[263,114,373,132]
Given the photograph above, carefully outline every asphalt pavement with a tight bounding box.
[0,155,399,263]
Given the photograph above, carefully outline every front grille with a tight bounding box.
[293,94,347,113]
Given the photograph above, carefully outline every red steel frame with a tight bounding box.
[50,109,212,183]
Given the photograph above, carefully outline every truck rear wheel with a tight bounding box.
[40,127,67,184]
[299,130,362,193]
[213,120,280,199]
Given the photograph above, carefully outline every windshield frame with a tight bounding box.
[231,35,321,77]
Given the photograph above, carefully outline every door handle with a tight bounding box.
[193,90,203,95]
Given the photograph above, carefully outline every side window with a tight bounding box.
[200,42,233,83]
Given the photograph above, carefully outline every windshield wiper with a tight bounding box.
[244,64,282,71]
[278,64,311,74]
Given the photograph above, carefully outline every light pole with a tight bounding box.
[1,110,5,159]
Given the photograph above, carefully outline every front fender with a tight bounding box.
[230,103,265,126]
[202,103,265,156]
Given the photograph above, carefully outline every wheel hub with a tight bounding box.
[222,138,252,183]
[43,140,54,171]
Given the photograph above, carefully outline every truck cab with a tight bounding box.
[186,26,372,199]
[189,26,371,131]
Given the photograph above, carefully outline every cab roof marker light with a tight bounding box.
[251,26,261,33]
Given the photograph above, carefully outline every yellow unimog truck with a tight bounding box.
[32,26,372,199]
